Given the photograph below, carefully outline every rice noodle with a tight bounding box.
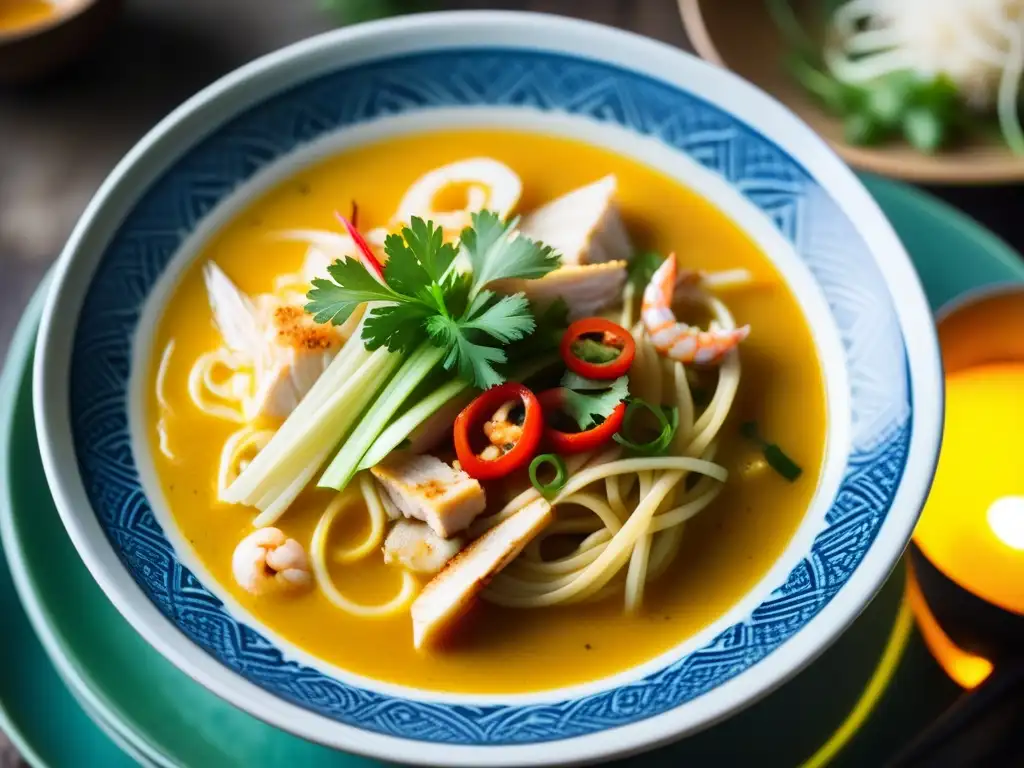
[309,473,418,617]
[482,282,738,612]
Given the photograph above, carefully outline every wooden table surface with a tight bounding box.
[0,1,1021,766]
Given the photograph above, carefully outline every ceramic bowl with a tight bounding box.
[33,11,942,766]
[0,0,121,84]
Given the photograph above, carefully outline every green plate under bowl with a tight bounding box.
[1,175,1022,768]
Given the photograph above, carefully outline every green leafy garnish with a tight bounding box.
[461,211,561,299]
[319,0,433,24]
[627,251,665,290]
[425,293,536,390]
[740,421,803,482]
[506,298,569,365]
[613,398,679,456]
[306,213,561,390]
[529,453,568,499]
[306,258,400,325]
[559,373,629,430]
[571,338,621,365]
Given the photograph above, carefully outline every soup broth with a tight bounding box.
[148,129,826,694]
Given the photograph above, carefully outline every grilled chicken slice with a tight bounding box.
[411,499,552,649]
[370,454,487,539]
[203,263,349,421]
[519,175,632,267]
[490,261,628,321]
[383,520,464,574]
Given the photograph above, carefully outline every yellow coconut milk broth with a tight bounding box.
[149,130,825,694]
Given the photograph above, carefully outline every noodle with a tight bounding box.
[217,426,275,497]
[187,347,251,423]
[333,475,388,563]
[156,340,178,461]
[310,472,418,618]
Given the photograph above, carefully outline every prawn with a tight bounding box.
[641,255,749,365]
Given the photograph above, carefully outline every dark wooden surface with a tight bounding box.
[0,1,1021,766]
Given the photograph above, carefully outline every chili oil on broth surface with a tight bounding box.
[148,129,826,694]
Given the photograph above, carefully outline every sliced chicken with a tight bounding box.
[370,454,487,538]
[490,261,628,321]
[411,499,552,649]
[519,175,632,266]
[396,158,522,236]
[383,520,464,574]
[203,263,351,421]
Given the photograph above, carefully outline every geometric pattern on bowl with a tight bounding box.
[69,49,910,744]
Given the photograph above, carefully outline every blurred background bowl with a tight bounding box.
[0,0,122,84]
[678,0,1024,184]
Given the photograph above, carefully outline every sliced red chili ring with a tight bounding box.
[454,383,543,480]
[560,318,635,380]
[335,211,385,280]
[537,388,627,454]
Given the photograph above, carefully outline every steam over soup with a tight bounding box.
[146,130,825,694]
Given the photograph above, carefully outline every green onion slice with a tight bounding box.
[529,454,568,498]
[613,399,679,456]
[740,421,803,482]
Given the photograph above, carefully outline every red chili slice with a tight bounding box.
[335,211,385,280]
[454,383,543,480]
[560,318,635,380]
[537,389,626,454]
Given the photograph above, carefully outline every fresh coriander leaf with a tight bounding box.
[425,315,508,390]
[403,216,459,283]
[461,292,536,343]
[505,297,569,365]
[572,338,621,365]
[628,251,665,290]
[559,374,629,430]
[461,210,560,298]
[382,232,437,308]
[304,259,398,325]
[362,303,432,353]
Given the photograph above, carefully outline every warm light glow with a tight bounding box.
[913,363,1024,616]
[988,495,1024,551]
[906,562,994,690]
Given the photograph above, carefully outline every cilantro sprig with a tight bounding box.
[305,211,561,389]
[560,372,629,430]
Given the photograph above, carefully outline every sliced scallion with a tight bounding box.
[740,421,803,482]
[613,399,679,456]
[529,454,568,498]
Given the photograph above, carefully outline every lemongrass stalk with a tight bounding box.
[318,342,445,492]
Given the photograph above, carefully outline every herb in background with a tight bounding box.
[319,0,433,24]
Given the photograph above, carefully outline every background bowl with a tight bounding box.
[32,11,942,766]
[678,0,1024,185]
[0,0,121,84]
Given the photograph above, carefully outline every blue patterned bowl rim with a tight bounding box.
[32,12,943,766]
